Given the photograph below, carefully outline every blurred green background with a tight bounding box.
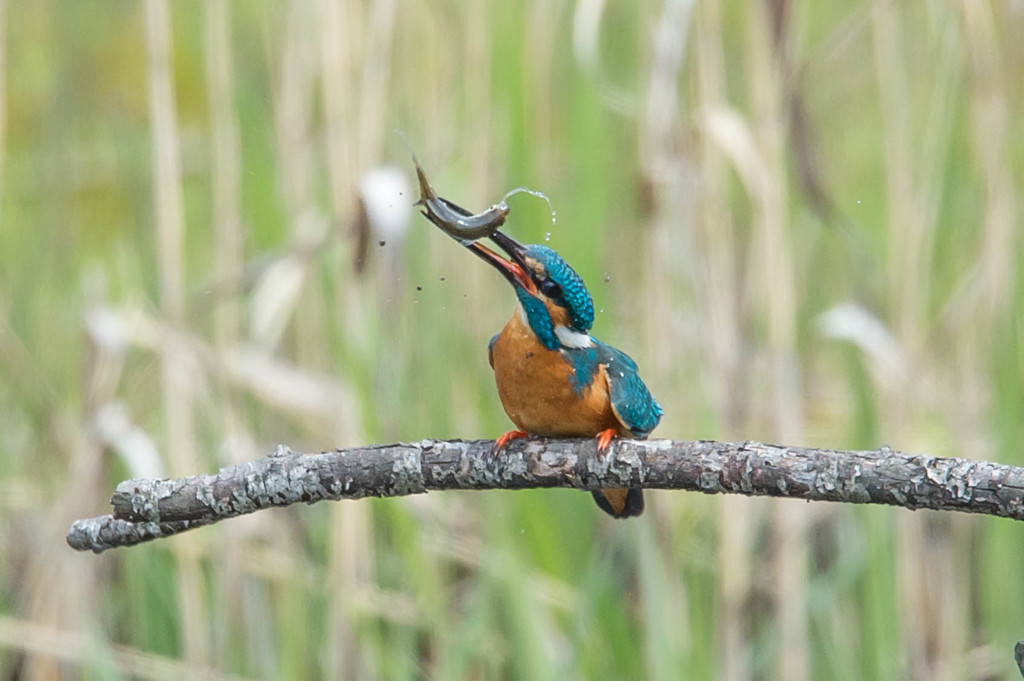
[2,0,1023,679]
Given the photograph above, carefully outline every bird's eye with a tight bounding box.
[539,279,561,298]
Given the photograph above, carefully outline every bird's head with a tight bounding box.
[467,230,594,350]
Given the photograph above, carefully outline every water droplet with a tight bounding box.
[544,232,551,241]
[856,199,862,204]
[604,272,611,283]
[502,186,557,225]
[599,307,605,313]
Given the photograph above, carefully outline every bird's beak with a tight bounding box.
[465,229,536,294]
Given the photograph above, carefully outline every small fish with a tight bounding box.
[414,158,509,242]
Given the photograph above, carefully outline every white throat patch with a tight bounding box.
[555,325,593,349]
[515,301,530,327]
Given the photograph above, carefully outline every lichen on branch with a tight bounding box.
[67,439,1024,553]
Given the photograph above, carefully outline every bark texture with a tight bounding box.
[67,439,1024,553]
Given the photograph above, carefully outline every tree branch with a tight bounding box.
[67,439,1024,553]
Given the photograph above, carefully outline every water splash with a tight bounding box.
[502,186,557,226]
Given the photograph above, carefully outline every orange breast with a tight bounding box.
[490,311,625,437]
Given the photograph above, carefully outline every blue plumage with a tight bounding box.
[515,287,559,350]
[601,343,663,437]
[522,245,594,332]
[564,340,662,437]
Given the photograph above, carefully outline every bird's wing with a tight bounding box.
[488,334,499,369]
[594,340,663,438]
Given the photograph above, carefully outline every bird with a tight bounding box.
[441,226,663,518]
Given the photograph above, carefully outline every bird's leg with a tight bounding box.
[595,428,618,454]
[493,430,529,454]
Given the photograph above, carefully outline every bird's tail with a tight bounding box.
[591,489,644,518]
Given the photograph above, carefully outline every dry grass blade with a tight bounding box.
[144,0,209,666]
[0,615,250,681]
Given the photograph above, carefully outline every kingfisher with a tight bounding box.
[413,161,661,517]
[425,222,662,519]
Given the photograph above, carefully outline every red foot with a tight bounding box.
[494,430,529,453]
[595,428,618,454]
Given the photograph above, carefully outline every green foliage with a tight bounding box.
[1,1,1022,678]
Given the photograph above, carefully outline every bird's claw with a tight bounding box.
[595,429,618,455]
[492,430,529,456]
